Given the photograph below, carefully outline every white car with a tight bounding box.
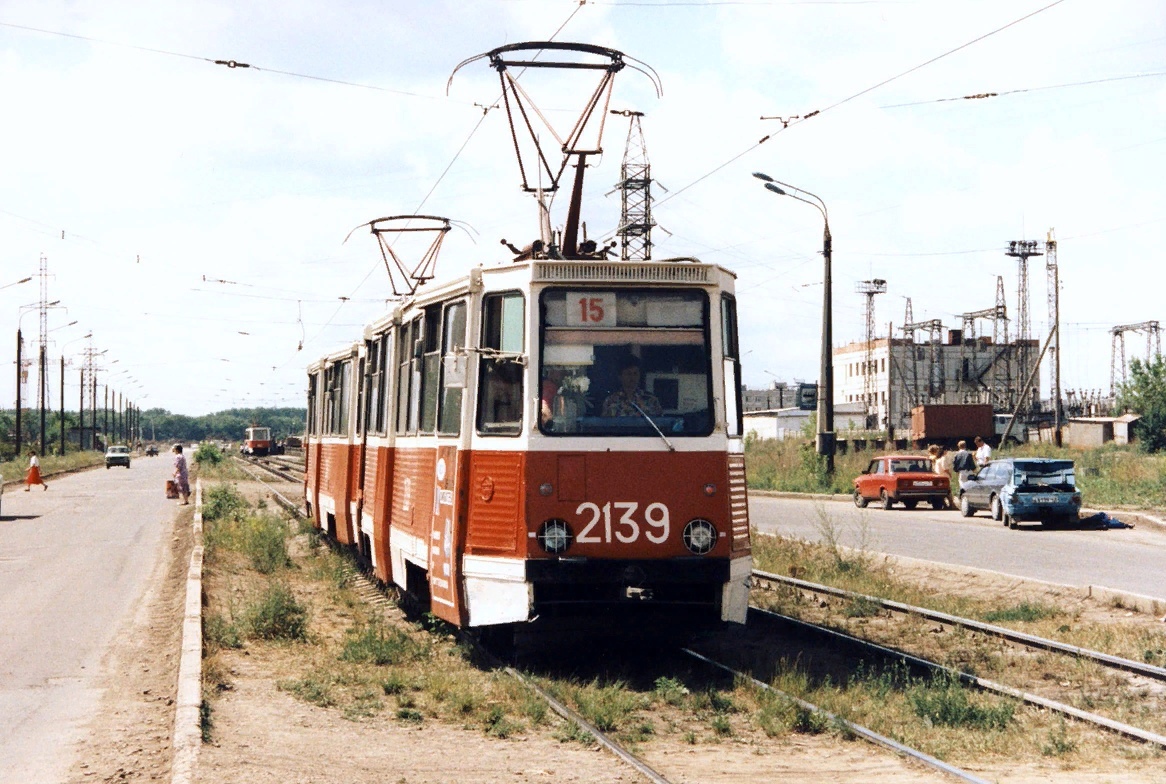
[105,445,132,469]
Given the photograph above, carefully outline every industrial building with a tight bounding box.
[833,332,1041,437]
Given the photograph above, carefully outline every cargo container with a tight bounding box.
[910,404,994,448]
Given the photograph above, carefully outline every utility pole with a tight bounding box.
[59,355,65,455]
[15,330,22,456]
[1045,229,1062,444]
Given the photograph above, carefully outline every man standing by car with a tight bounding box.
[952,440,976,487]
[974,436,992,469]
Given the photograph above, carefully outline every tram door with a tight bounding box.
[426,300,468,625]
[427,445,463,624]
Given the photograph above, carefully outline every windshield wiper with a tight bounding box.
[630,400,676,452]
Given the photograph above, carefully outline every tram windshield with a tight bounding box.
[538,289,713,437]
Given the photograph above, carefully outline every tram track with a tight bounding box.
[222,462,1165,776]
[232,460,681,784]
[753,569,1166,682]
[749,571,1166,750]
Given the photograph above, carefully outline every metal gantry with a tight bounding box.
[1110,320,1163,395]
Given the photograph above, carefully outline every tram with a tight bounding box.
[242,426,273,457]
[303,42,752,633]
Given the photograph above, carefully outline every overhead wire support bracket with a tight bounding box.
[344,215,474,298]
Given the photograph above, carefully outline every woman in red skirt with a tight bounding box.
[25,449,48,491]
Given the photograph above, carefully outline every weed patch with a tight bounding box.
[908,676,1014,730]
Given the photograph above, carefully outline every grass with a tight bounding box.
[0,449,105,484]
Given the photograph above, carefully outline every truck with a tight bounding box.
[910,404,994,448]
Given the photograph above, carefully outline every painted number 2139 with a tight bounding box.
[575,501,669,544]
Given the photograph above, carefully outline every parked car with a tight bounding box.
[105,445,132,469]
[853,454,950,510]
[958,457,1081,528]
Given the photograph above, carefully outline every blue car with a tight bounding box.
[958,457,1081,529]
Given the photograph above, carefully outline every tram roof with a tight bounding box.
[361,257,737,338]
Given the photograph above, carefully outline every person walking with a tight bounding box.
[24,449,48,491]
[172,444,191,505]
[952,440,976,487]
[933,445,954,509]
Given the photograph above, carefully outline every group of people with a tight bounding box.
[19,445,190,505]
[927,436,993,508]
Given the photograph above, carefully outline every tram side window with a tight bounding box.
[721,294,743,437]
[396,320,417,434]
[439,301,467,435]
[376,333,391,433]
[327,360,351,435]
[477,292,525,436]
[363,336,387,434]
[307,373,319,435]
[420,305,442,433]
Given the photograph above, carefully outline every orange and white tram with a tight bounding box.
[242,426,273,457]
[305,258,752,631]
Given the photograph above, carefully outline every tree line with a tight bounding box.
[0,406,306,462]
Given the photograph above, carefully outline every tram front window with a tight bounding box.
[538,289,713,437]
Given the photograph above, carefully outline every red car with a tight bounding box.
[853,455,950,510]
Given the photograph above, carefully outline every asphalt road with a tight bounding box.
[0,453,177,784]
[749,494,1166,601]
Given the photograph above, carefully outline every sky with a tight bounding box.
[1,0,1163,416]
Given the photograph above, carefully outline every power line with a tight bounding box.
[657,0,1067,207]
[0,19,456,101]
[881,71,1166,108]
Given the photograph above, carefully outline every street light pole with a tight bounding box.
[753,172,835,474]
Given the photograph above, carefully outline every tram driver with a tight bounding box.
[602,354,662,417]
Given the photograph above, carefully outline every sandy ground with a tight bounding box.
[64,507,192,784]
[60,485,1166,784]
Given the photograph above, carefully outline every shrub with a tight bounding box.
[244,583,308,641]
[202,483,248,523]
[243,512,291,574]
[194,442,224,466]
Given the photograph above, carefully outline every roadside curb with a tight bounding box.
[748,489,1166,532]
[171,479,203,784]
[883,551,1166,617]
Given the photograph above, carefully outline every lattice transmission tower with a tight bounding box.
[611,110,656,260]
[1006,240,1043,410]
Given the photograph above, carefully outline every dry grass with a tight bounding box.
[750,527,1166,747]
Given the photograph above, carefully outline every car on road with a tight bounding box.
[145,445,158,456]
[853,454,950,510]
[105,445,132,469]
[958,457,1081,528]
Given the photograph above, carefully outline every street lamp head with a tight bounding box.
[764,182,788,196]
[752,171,774,183]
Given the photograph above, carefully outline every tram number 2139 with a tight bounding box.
[575,501,669,544]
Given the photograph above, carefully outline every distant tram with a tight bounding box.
[302,41,752,636]
[242,426,273,457]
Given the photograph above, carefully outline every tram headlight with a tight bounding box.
[682,519,717,555]
[537,519,573,554]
